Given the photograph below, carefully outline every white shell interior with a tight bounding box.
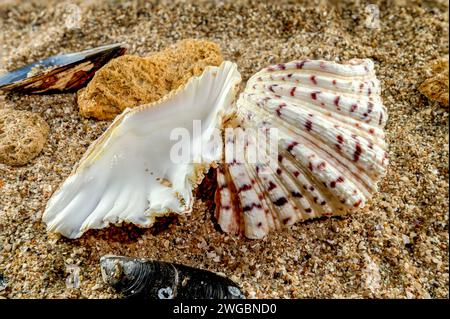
[43,61,241,238]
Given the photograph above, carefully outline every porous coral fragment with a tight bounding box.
[0,109,49,166]
[77,39,223,120]
[419,57,449,107]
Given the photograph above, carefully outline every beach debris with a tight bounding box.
[100,255,244,299]
[0,274,7,292]
[0,109,49,166]
[0,43,126,94]
[419,57,449,107]
[215,59,389,238]
[362,254,381,293]
[77,39,223,120]
[42,61,241,239]
[65,264,81,289]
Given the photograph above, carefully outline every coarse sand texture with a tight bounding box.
[0,0,448,299]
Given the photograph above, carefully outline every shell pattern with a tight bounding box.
[215,59,388,239]
[100,255,244,299]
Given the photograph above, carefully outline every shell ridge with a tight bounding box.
[242,96,384,194]
[215,58,388,238]
[244,84,385,129]
[279,148,340,216]
[278,150,332,218]
[283,137,366,210]
[249,133,304,225]
[243,131,283,233]
[238,102,377,197]
[241,91,387,144]
[253,59,375,79]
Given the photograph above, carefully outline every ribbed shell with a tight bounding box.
[215,59,388,239]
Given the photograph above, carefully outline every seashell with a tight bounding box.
[0,109,49,166]
[100,255,244,299]
[419,57,449,107]
[0,273,7,292]
[214,59,389,239]
[77,39,223,120]
[0,43,126,94]
[42,57,389,240]
[42,61,241,238]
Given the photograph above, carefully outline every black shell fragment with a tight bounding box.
[0,273,8,292]
[100,255,244,299]
[0,43,126,93]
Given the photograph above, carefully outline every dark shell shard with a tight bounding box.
[100,255,245,299]
[0,43,126,93]
[0,273,7,292]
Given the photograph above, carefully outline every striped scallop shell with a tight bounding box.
[215,59,388,239]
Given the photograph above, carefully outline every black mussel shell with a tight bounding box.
[0,43,126,93]
[100,255,245,299]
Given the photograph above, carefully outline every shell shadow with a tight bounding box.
[79,214,179,243]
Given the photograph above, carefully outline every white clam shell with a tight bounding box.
[215,59,389,239]
[42,61,241,238]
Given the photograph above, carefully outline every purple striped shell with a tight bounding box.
[215,59,388,239]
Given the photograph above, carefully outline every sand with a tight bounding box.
[0,0,448,298]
